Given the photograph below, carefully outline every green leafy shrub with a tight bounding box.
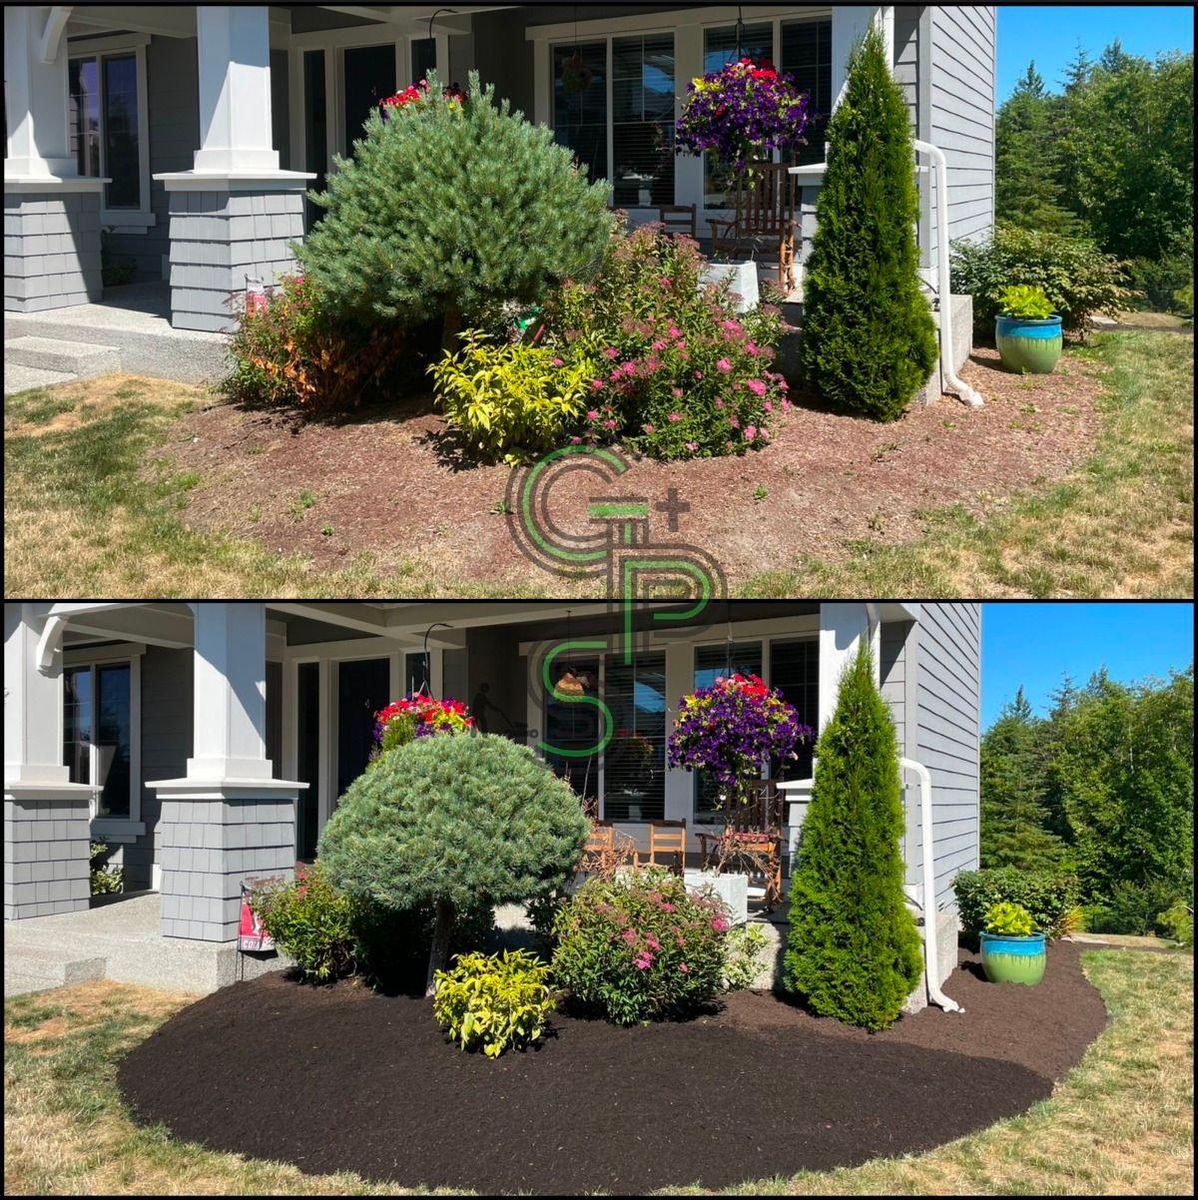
[89,842,124,896]
[984,901,1037,936]
[430,332,596,463]
[951,225,1132,335]
[953,867,1079,940]
[799,27,938,422]
[551,868,729,1024]
[1156,900,1194,948]
[220,274,408,412]
[433,949,556,1057]
[723,921,770,992]
[298,71,612,345]
[250,861,356,983]
[319,732,589,994]
[1083,878,1187,937]
[783,643,924,1031]
[998,284,1055,319]
[1129,241,1194,314]
[541,220,791,459]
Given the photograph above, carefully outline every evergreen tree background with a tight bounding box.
[799,26,937,422]
[783,642,924,1031]
[980,666,1194,934]
[994,39,1192,306]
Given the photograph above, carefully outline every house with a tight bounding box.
[5,4,995,334]
[5,600,981,1002]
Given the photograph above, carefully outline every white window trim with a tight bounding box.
[67,33,154,229]
[62,643,144,837]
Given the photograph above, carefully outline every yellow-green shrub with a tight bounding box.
[429,331,596,463]
[433,949,556,1058]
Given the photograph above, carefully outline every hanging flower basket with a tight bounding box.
[667,673,812,807]
[561,50,594,94]
[675,58,812,173]
[371,694,474,760]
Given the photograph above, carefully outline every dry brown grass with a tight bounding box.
[5,951,1192,1196]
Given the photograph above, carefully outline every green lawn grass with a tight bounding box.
[4,331,1192,598]
[3,948,1191,1195]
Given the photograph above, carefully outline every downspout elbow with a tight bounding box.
[900,756,965,1014]
[912,139,984,409]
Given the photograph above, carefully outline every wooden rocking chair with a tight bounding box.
[696,782,785,911]
[707,162,798,294]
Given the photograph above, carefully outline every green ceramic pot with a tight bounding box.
[980,931,1047,985]
[995,314,1063,374]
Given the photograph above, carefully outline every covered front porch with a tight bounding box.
[5,4,900,332]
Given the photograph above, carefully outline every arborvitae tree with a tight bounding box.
[799,26,937,422]
[297,71,612,348]
[980,688,1065,870]
[783,642,924,1031]
[995,65,1080,235]
[319,732,590,994]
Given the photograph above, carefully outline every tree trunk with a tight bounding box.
[441,307,463,356]
[425,898,455,998]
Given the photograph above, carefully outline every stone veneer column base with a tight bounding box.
[4,784,95,920]
[152,779,302,941]
[158,176,311,332]
[4,183,103,313]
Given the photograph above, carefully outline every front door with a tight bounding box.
[336,657,391,802]
[342,43,396,153]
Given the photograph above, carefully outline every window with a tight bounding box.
[543,655,601,805]
[552,41,607,187]
[403,651,431,697]
[411,37,437,84]
[343,43,396,152]
[68,44,147,216]
[604,652,667,822]
[63,657,139,824]
[781,19,833,166]
[692,641,764,822]
[768,639,818,778]
[611,35,675,208]
[296,662,321,860]
[702,22,773,208]
[303,49,328,230]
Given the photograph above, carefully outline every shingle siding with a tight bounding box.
[913,603,981,911]
[927,5,996,259]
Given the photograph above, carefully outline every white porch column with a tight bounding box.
[817,603,881,732]
[4,604,95,920]
[153,6,313,331]
[4,6,105,312]
[150,602,305,942]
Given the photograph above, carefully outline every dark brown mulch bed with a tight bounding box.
[116,943,1107,1194]
[163,346,1105,590]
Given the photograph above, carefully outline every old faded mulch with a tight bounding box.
[165,346,1105,589]
[116,943,1107,1194]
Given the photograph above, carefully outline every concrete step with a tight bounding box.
[5,336,120,378]
[2,943,106,997]
[4,362,77,396]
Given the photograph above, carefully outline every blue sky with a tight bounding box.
[997,5,1194,101]
[981,603,1194,728]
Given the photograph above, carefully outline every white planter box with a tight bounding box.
[699,260,759,313]
[684,869,749,925]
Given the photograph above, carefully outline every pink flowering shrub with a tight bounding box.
[550,867,730,1023]
[543,220,792,460]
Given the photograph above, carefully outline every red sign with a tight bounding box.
[238,880,275,952]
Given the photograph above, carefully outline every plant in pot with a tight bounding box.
[995,284,1063,374]
[980,901,1047,985]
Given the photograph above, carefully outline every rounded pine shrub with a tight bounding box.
[318,732,590,994]
[551,867,730,1024]
[782,642,924,1031]
[297,72,613,345]
[799,26,937,421]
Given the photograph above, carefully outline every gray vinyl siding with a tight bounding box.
[105,35,200,281]
[912,603,981,911]
[880,620,925,883]
[123,646,192,889]
[926,5,996,262]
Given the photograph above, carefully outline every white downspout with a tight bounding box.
[900,756,964,1013]
[913,139,984,408]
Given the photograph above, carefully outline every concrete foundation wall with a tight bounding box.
[166,188,305,331]
[4,191,102,312]
[158,794,297,941]
[4,793,92,920]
